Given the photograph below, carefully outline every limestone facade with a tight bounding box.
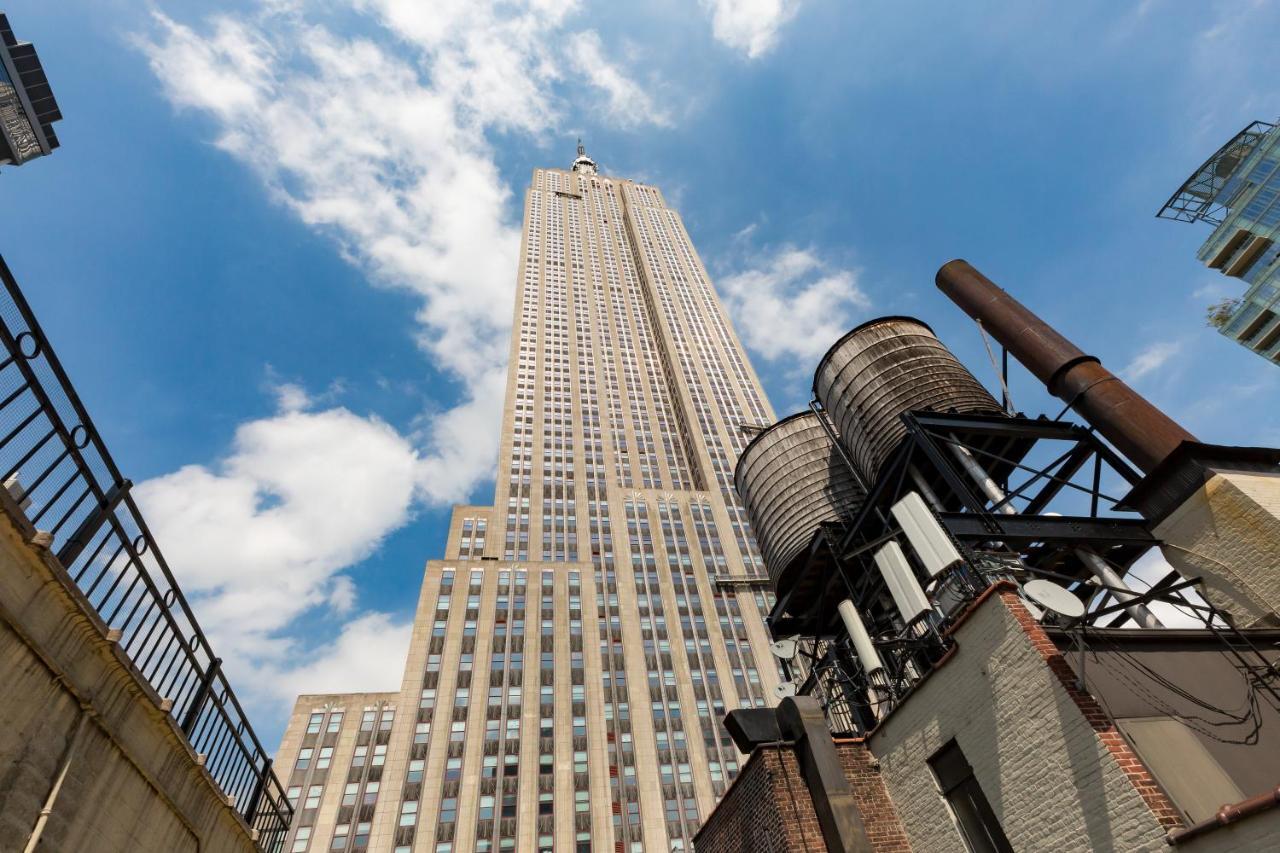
[274,161,785,853]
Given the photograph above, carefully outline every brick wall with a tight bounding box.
[694,741,909,853]
[999,589,1183,831]
[694,746,813,853]
[834,740,911,852]
[868,587,1175,853]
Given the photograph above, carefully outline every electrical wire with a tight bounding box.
[1088,550,1278,704]
[1087,633,1264,746]
[974,319,1015,413]
[1058,549,1271,744]
[1161,542,1275,610]
[1116,562,1216,626]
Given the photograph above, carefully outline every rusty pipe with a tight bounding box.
[936,260,1196,474]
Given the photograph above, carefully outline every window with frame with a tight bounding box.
[928,740,1013,853]
[304,785,323,809]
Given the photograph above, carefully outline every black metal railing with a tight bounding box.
[0,256,291,852]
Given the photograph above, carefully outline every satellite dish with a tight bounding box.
[774,682,797,699]
[770,639,797,660]
[1023,579,1086,621]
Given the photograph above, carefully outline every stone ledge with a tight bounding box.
[0,488,261,852]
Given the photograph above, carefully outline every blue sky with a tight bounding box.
[3,0,1278,745]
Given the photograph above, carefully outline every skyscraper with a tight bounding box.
[0,13,62,168]
[1160,119,1280,365]
[274,146,783,853]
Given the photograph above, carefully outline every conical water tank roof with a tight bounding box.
[814,317,1002,487]
[734,411,867,595]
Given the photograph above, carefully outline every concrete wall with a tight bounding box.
[868,589,1176,853]
[0,496,260,853]
[1156,468,1280,627]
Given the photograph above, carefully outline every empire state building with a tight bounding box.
[275,146,782,853]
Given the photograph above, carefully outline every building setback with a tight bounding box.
[273,147,784,853]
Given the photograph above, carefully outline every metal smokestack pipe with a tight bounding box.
[935,260,1197,474]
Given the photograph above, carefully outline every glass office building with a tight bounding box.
[0,14,61,168]
[1160,120,1280,364]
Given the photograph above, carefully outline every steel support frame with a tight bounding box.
[771,410,1156,635]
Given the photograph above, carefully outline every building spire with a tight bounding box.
[572,138,597,175]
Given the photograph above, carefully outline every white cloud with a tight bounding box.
[268,611,413,701]
[700,0,800,59]
[1121,340,1182,382]
[567,31,672,128]
[134,405,421,694]
[328,575,358,615]
[136,2,669,506]
[272,381,311,413]
[1191,279,1236,302]
[133,1,681,710]
[719,244,869,364]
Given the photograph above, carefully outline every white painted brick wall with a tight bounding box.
[868,595,1169,852]
[1156,470,1280,627]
